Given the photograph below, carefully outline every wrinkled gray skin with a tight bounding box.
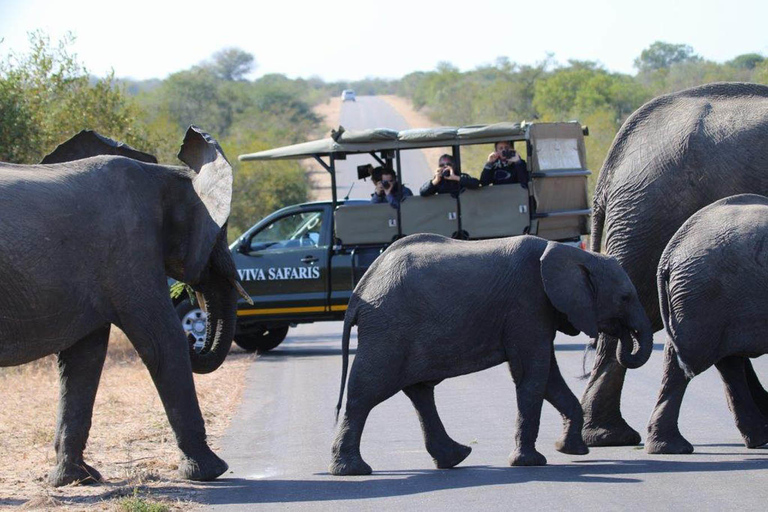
[584,82,768,447]
[0,127,241,486]
[647,194,768,454]
[330,234,652,475]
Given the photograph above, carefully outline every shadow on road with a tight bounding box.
[200,457,768,505]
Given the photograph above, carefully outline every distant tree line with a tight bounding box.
[2,34,766,229]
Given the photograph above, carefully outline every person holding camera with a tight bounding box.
[371,167,413,208]
[419,154,480,197]
[480,141,529,188]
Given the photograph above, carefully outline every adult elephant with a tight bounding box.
[0,127,250,486]
[583,82,768,446]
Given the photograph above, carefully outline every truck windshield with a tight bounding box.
[248,211,324,252]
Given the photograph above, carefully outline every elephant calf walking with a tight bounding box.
[330,234,653,475]
[647,194,768,454]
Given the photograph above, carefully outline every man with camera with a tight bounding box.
[480,141,529,188]
[371,167,413,208]
[419,154,480,197]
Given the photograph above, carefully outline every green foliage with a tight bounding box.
[634,41,701,73]
[207,47,256,81]
[728,53,765,70]
[117,490,170,512]
[0,31,153,163]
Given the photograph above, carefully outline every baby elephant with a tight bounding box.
[330,234,652,475]
[647,194,768,454]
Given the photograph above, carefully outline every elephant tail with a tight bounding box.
[590,195,605,253]
[335,299,358,424]
[657,263,676,342]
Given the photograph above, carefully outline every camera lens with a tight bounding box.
[442,170,451,178]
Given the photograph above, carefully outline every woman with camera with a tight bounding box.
[480,141,529,188]
[419,154,480,197]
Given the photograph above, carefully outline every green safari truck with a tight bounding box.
[178,121,592,353]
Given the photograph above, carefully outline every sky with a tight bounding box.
[1,0,766,82]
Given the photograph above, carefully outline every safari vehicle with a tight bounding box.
[176,121,592,352]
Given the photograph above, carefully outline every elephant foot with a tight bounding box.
[430,441,472,469]
[555,435,589,456]
[49,461,103,487]
[582,420,641,447]
[329,454,373,476]
[741,428,768,449]
[509,449,547,467]
[645,430,694,454]
[178,450,228,481]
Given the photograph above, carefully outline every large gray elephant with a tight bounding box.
[582,82,768,447]
[330,234,652,475]
[0,127,249,486]
[647,194,768,453]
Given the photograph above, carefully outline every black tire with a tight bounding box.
[235,326,289,353]
[176,299,207,351]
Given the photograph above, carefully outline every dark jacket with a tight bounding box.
[480,158,529,188]
[371,183,414,208]
[419,173,480,198]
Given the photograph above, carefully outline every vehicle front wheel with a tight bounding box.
[235,326,290,353]
[176,299,207,352]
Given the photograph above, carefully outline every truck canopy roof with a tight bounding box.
[239,121,529,161]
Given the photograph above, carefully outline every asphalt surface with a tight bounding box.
[199,97,768,510]
[202,326,768,511]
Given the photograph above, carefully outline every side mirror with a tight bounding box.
[237,238,251,254]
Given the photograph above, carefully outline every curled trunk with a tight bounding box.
[189,238,239,374]
[616,325,653,369]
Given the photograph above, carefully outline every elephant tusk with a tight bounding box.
[195,291,208,313]
[230,278,254,305]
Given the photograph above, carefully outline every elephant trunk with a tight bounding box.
[615,309,653,369]
[189,238,239,374]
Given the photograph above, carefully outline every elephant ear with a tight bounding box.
[178,125,232,229]
[540,242,599,338]
[40,130,158,164]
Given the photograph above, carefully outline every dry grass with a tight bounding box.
[0,328,255,510]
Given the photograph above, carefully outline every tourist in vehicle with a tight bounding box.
[480,141,529,188]
[371,167,413,208]
[420,154,480,197]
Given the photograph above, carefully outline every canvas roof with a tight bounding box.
[239,122,530,161]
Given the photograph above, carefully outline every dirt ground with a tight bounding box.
[0,95,435,511]
[0,331,255,511]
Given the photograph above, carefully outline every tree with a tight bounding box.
[634,41,701,73]
[209,47,255,81]
[0,31,153,163]
[727,53,765,70]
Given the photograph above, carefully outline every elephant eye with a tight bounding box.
[621,294,631,303]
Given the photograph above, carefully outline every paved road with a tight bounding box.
[199,97,768,510]
[203,327,768,511]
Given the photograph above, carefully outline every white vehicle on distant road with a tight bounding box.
[341,89,356,102]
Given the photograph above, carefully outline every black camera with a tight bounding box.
[381,179,392,188]
[501,149,516,159]
[441,167,453,178]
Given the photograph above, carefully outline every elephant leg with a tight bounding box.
[646,343,693,454]
[49,325,110,487]
[330,358,400,476]
[716,356,768,448]
[118,299,227,481]
[743,358,768,418]
[402,382,471,469]
[545,349,588,456]
[508,348,550,466]
[581,333,641,446]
